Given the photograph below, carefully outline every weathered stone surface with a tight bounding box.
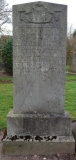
[2,136,75,155]
[69,52,76,73]
[72,122,76,151]
[7,110,71,137]
[13,1,67,115]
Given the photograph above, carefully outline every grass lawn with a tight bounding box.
[0,77,13,83]
[0,74,76,129]
[66,74,76,81]
[66,65,70,72]
[65,75,76,120]
[0,84,13,129]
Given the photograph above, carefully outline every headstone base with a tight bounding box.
[7,110,71,136]
[2,136,75,155]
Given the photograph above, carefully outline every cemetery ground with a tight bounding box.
[0,70,76,159]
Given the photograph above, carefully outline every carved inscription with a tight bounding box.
[14,25,61,77]
[19,4,61,27]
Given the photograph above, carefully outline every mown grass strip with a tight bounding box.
[0,84,13,129]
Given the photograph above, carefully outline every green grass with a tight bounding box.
[66,65,70,72]
[0,74,76,129]
[65,80,76,120]
[0,77,13,83]
[65,72,76,120]
[0,84,13,129]
[66,74,76,81]
[0,77,12,81]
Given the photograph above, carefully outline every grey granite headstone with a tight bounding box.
[7,2,72,138]
[69,52,76,73]
[13,1,66,115]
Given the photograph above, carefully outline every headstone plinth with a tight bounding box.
[3,1,75,155]
[7,110,71,136]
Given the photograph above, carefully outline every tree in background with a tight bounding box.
[67,26,76,65]
[0,0,12,36]
[73,29,76,38]
[2,38,13,75]
[0,0,12,71]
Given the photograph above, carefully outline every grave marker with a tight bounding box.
[3,2,75,155]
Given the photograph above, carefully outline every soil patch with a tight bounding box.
[0,71,12,78]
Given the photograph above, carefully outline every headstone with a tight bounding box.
[13,2,66,116]
[69,52,76,73]
[4,1,75,155]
